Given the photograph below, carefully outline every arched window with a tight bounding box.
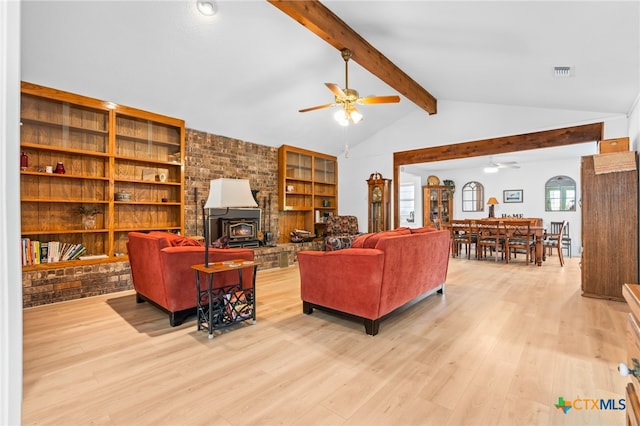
[462,181,484,212]
[545,175,576,211]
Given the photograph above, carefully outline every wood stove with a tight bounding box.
[208,208,261,248]
[221,218,259,246]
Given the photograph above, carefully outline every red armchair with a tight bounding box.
[126,231,254,326]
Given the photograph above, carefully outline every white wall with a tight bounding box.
[1,1,23,425]
[405,154,592,256]
[338,99,630,238]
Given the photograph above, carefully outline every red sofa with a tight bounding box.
[126,231,254,326]
[297,227,451,335]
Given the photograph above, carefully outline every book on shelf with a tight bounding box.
[20,239,89,265]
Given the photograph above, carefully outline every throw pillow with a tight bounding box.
[325,236,354,251]
[169,236,204,247]
[211,235,230,249]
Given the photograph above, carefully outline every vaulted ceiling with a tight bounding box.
[21,1,639,157]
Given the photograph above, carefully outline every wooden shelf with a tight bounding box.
[20,171,110,181]
[20,117,108,135]
[278,145,337,242]
[114,155,182,166]
[115,133,181,147]
[22,198,110,203]
[20,142,109,157]
[20,82,185,269]
[21,229,108,236]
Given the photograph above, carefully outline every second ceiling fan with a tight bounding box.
[299,48,401,126]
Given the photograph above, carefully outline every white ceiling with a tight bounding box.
[20,1,640,159]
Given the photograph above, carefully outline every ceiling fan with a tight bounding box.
[484,157,520,173]
[299,48,401,126]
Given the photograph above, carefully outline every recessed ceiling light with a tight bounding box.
[196,0,217,16]
[554,66,573,77]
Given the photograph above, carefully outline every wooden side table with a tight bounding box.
[192,260,258,339]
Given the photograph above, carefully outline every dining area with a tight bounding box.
[448,218,567,267]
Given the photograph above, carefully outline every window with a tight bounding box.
[399,182,416,223]
[545,175,576,211]
[462,181,484,212]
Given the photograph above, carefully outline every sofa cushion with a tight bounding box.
[351,233,371,248]
[410,226,438,234]
[356,227,412,249]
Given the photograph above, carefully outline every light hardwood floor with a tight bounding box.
[22,256,631,425]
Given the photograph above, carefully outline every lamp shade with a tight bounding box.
[204,178,258,209]
[487,197,499,205]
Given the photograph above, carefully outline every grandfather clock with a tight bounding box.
[367,172,391,233]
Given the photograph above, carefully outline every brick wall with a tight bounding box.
[22,261,132,307]
[184,129,279,237]
[22,129,283,308]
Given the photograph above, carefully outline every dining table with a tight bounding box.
[457,217,546,266]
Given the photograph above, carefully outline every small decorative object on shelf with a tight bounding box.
[442,179,455,193]
[427,175,440,186]
[114,190,132,201]
[20,152,28,170]
[74,206,102,230]
[54,161,65,174]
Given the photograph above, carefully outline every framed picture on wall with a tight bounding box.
[503,189,523,203]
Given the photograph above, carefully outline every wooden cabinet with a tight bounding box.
[422,185,452,228]
[278,145,337,242]
[581,154,638,300]
[20,82,185,269]
[367,173,391,233]
[599,137,629,154]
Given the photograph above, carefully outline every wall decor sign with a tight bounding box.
[503,189,523,203]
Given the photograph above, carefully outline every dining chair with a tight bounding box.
[449,220,467,258]
[561,222,571,258]
[504,220,536,265]
[450,219,477,259]
[476,219,505,262]
[547,221,571,258]
[543,220,566,267]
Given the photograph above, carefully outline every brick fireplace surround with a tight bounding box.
[22,129,323,307]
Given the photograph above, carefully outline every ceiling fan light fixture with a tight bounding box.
[334,109,350,126]
[349,108,363,124]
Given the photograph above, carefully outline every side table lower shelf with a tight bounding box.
[192,260,258,339]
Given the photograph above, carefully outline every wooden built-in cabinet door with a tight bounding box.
[581,155,638,300]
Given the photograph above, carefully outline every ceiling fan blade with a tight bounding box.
[299,103,335,113]
[496,162,520,169]
[357,95,401,105]
[325,83,346,98]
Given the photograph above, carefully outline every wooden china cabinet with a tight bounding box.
[20,82,185,269]
[422,185,453,228]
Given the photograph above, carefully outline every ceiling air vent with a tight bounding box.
[554,66,573,77]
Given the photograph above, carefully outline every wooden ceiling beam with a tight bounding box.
[393,122,604,165]
[268,0,437,115]
[392,122,604,227]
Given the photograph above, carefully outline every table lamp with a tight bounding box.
[487,197,499,218]
[202,178,258,267]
